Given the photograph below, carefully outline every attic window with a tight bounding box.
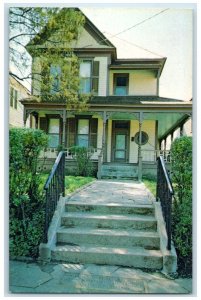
[114,74,129,96]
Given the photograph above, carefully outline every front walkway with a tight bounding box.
[68,179,154,206]
[9,180,193,294]
[9,260,192,294]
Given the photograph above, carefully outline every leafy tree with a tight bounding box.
[9,7,89,109]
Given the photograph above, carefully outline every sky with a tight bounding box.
[80,6,193,101]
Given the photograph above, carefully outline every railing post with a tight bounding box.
[156,155,174,250]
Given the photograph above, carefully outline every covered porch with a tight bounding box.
[21,97,192,180]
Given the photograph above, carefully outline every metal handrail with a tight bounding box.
[43,151,65,243]
[156,155,174,250]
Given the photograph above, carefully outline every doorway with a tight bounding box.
[111,121,130,163]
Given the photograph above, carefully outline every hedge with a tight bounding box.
[171,136,192,276]
[9,128,48,258]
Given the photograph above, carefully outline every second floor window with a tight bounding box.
[50,65,61,94]
[114,74,129,96]
[10,87,18,109]
[79,61,91,94]
[79,60,99,95]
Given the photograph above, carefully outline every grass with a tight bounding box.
[142,177,157,197]
[39,173,95,195]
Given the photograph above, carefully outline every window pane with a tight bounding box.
[48,134,59,147]
[116,134,126,149]
[115,86,127,95]
[80,78,91,93]
[80,61,91,77]
[50,65,61,93]
[116,76,127,86]
[115,150,125,159]
[77,135,88,147]
[49,119,60,134]
[78,119,89,134]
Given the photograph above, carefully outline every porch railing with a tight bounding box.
[40,147,101,160]
[43,151,65,243]
[142,150,171,162]
[156,155,174,250]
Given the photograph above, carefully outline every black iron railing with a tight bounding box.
[156,155,174,250]
[43,151,65,243]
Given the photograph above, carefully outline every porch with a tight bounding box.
[22,96,192,180]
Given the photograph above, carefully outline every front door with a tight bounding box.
[112,121,129,162]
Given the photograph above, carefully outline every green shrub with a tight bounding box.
[171,136,192,276]
[9,128,48,258]
[69,146,94,176]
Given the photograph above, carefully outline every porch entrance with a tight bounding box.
[111,121,130,163]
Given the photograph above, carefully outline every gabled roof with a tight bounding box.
[109,58,166,76]
[26,8,116,52]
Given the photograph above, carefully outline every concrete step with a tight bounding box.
[61,212,157,230]
[101,164,138,179]
[65,202,155,216]
[52,244,163,269]
[56,227,160,249]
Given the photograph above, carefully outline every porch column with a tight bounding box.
[62,109,66,147]
[97,111,107,179]
[138,112,143,182]
[102,111,107,163]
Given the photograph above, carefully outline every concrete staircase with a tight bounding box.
[100,163,138,179]
[51,201,163,270]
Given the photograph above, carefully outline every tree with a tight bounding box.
[9,7,89,109]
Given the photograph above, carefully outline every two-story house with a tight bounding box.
[20,8,192,180]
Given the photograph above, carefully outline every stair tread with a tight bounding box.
[57,226,159,237]
[61,211,156,221]
[53,243,162,257]
[66,201,154,209]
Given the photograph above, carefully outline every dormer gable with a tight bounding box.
[26,8,116,58]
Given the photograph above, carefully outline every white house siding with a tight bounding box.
[9,77,30,128]
[173,128,180,141]
[94,56,108,96]
[183,118,192,136]
[109,70,157,96]
[129,120,156,163]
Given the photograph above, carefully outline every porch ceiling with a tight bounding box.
[101,111,189,140]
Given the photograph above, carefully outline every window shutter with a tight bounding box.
[90,118,98,148]
[39,117,48,133]
[67,118,76,147]
[92,61,99,95]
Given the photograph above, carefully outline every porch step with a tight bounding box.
[52,199,164,270]
[65,202,155,215]
[100,164,138,179]
[56,227,160,249]
[61,212,157,230]
[52,244,163,269]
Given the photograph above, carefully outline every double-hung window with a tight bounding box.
[48,118,60,147]
[50,65,61,94]
[79,60,99,94]
[77,119,89,147]
[79,61,91,94]
[10,87,18,109]
[114,73,129,96]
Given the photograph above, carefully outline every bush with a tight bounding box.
[9,128,48,258]
[171,136,192,276]
[69,146,94,176]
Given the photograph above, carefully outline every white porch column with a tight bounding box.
[97,111,107,179]
[138,112,143,182]
[62,109,66,147]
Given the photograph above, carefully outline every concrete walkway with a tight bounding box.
[8,180,193,294]
[9,260,192,294]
